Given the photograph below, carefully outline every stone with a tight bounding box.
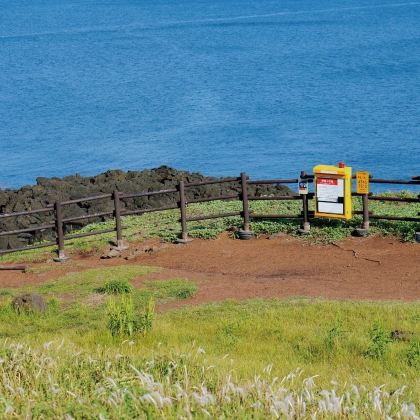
[124,245,162,260]
[101,248,121,259]
[390,330,414,341]
[12,293,47,313]
[353,228,369,237]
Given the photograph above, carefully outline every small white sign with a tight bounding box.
[298,179,308,195]
[316,178,344,215]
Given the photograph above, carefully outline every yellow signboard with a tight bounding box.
[356,171,369,194]
[314,163,352,220]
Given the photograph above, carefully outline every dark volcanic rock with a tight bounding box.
[0,166,293,249]
[12,293,47,313]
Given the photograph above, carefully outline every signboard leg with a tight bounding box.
[298,194,311,235]
[354,194,369,237]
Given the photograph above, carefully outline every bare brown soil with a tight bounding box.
[1,234,419,306]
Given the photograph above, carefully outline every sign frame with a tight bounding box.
[356,171,370,195]
[313,164,353,220]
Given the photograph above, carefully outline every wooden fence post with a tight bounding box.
[362,193,370,231]
[53,201,68,262]
[238,172,254,240]
[113,190,128,250]
[176,180,192,243]
[354,193,370,237]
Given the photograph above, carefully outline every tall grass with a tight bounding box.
[107,295,155,337]
[0,340,417,418]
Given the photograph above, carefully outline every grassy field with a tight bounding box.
[0,265,419,418]
[0,196,419,417]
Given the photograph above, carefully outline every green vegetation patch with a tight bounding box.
[97,279,134,295]
[35,265,158,301]
[0,298,418,418]
[144,279,198,300]
[58,192,420,246]
[0,265,197,341]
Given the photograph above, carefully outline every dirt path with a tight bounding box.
[1,234,419,305]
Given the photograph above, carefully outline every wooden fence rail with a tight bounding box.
[0,172,419,259]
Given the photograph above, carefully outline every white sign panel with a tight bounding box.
[316,178,344,215]
[298,179,308,195]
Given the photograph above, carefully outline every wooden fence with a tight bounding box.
[0,172,419,260]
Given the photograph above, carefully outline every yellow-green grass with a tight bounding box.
[0,266,196,339]
[1,192,419,264]
[0,264,419,417]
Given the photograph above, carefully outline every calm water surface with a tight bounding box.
[0,0,419,188]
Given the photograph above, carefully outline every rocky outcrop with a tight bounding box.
[0,166,293,249]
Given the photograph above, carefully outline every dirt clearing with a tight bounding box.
[1,234,419,305]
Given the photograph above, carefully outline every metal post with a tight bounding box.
[53,201,68,262]
[302,194,311,232]
[113,190,128,251]
[238,172,254,240]
[297,171,311,235]
[176,180,192,244]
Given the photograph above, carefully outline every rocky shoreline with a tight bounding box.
[0,167,292,250]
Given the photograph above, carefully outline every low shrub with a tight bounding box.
[364,323,392,359]
[406,340,420,368]
[97,279,133,295]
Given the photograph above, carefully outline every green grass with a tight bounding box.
[0,263,418,416]
[97,279,134,295]
[0,296,418,417]
[1,192,419,263]
[35,265,158,300]
[0,266,198,341]
[144,279,198,300]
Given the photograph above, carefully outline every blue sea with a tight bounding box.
[1,0,419,189]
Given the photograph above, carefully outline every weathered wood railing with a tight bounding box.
[0,172,419,260]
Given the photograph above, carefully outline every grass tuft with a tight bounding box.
[97,279,133,295]
[106,295,155,337]
[144,279,198,300]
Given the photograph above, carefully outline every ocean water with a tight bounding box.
[0,0,419,189]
